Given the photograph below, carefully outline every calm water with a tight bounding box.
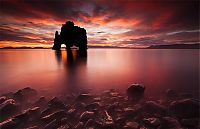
[0,49,199,96]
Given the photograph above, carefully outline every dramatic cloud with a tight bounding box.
[0,0,199,48]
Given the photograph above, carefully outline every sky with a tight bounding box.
[0,0,199,48]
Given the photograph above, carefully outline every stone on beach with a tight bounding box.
[127,84,145,101]
[0,86,199,129]
[48,97,66,109]
[123,121,139,129]
[143,117,161,127]
[75,93,93,103]
[166,89,178,100]
[41,110,66,124]
[169,99,200,118]
[0,99,20,121]
[13,87,37,103]
[0,96,7,104]
[142,101,166,116]
[159,117,181,129]
[79,111,95,122]
[34,96,47,108]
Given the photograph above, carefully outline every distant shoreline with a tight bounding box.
[0,43,199,49]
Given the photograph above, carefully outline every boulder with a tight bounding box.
[166,89,178,100]
[159,117,181,129]
[44,118,68,129]
[123,121,139,129]
[13,90,25,102]
[24,126,38,129]
[127,84,145,101]
[34,96,47,108]
[48,97,65,109]
[143,117,161,127]
[41,110,66,124]
[21,87,37,98]
[0,118,19,129]
[74,122,84,129]
[84,119,96,128]
[181,118,199,128]
[142,101,166,116]
[13,87,37,102]
[75,94,93,103]
[169,99,200,118]
[85,102,101,110]
[79,111,95,122]
[0,99,20,121]
[102,110,114,128]
[0,96,7,104]
[27,107,41,121]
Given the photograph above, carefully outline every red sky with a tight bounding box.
[0,0,199,48]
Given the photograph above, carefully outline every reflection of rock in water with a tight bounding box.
[54,50,87,93]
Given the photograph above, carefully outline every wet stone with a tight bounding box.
[34,96,47,108]
[21,87,37,99]
[84,119,96,128]
[169,99,200,118]
[142,101,166,115]
[143,117,161,127]
[85,102,101,110]
[48,97,66,109]
[74,122,84,129]
[41,110,66,124]
[123,121,139,129]
[73,102,86,110]
[127,84,145,101]
[27,107,41,121]
[0,99,20,121]
[0,96,7,104]
[166,89,178,100]
[181,118,199,127]
[75,94,93,103]
[13,90,25,102]
[79,111,95,122]
[159,117,181,129]
[24,126,38,129]
[0,118,19,129]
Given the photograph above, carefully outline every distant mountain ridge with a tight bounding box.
[148,43,200,49]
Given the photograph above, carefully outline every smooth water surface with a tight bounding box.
[0,49,199,96]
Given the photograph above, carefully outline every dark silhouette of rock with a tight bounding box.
[166,89,178,100]
[41,110,66,124]
[0,96,7,104]
[143,101,167,115]
[79,111,95,122]
[13,87,37,103]
[52,21,87,50]
[75,94,93,103]
[169,99,200,118]
[0,99,20,121]
[34,96,47,109]
[123,121,139,129]
[48,97,65,109]
[159,117,181,129]
[127,84,145,101]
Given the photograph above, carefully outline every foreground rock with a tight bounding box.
[126,84,145,101]
[169,99,200,118]
[0,99,20,121]
[0,86,199,129]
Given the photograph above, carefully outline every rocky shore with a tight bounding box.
[0,84,199,129]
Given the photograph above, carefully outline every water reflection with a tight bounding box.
[54,49,87,93]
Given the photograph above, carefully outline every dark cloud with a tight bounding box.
[0,0,199,47]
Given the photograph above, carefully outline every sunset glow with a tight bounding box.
[0,0,199,48]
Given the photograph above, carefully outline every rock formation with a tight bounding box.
[52,21,87,50]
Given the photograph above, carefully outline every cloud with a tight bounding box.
[0,0,199,48]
